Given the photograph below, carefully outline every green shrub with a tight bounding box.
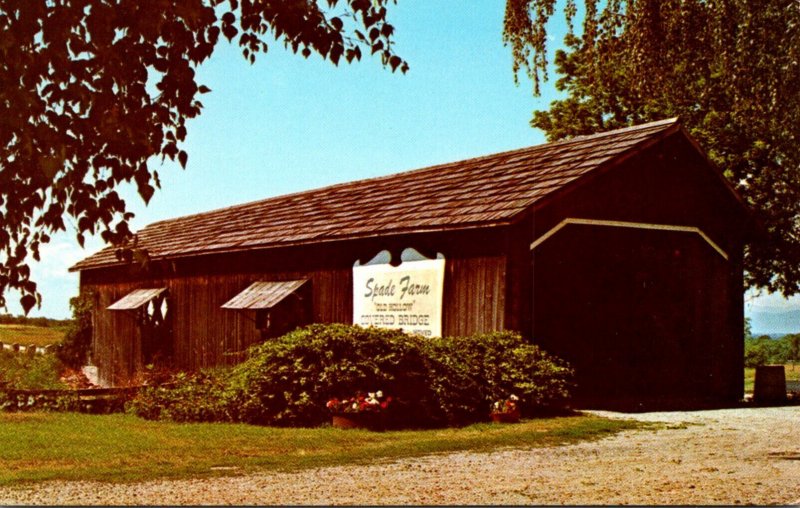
[743,334,800,368]
[0,350,72,413]
[224,325,572,427]
[56,292,94,369]
[427,331,574,416]
[744,338,770,368]
[127,324,574,428]
[0,390,80,412]
[223,324,469,428]
[0,350,67,390]
[126,369,230,422]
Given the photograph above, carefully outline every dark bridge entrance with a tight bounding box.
[532,221,733,408]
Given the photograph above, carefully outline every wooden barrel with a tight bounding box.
[754,365,786,404]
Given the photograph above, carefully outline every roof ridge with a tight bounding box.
[71,118,686,272]
[562,117,679,144]
[145,117,680,228]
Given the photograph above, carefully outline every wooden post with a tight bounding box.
[754,365,787,404]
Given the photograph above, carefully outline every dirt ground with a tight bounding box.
[1,406,798,505]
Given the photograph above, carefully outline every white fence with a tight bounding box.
[0,341,54,355]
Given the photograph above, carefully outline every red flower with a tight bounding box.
[327,390,391,414]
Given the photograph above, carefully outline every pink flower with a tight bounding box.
[327,390,391,414]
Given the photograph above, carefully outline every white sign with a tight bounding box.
[352,258,445,337]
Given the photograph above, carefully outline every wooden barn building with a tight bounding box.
[71,118,750,406]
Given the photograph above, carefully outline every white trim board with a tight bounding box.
[529,218,729,261]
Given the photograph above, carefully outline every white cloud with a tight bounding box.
[4,232,105,319]
[745,288,800,313]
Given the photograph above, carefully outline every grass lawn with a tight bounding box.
[744,364,800,393]
[0,325,67,347]
[0,412,645,486]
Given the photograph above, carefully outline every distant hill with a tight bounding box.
[755,333,792,340]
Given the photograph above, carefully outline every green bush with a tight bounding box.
[128,324,574,428]
[0,349,72,413]
[0,350,67,390]
[427,332,574,416]
[0,390,81,412]
[744,338,771,368]
[56,292,94,369]
[224,325,573,427]
[223,324,469,428]
[126,369,230,422]
[743,334,800,368]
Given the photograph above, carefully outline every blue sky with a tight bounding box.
[6,1,800,333]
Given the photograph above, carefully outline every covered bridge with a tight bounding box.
[71,118,750,406]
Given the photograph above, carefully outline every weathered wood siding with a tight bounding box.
[442,255,506,336]
[83,268,351,385]
[91,281,143,386]
[72,121,749,404]
[81,230,510,386]
[532,226,737,403]
[527,135,747,404]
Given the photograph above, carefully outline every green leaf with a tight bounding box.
[0,0,408,312]
[20,294,36,315]
[138,184,155,204]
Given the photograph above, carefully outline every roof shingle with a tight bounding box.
[71,118,680,271]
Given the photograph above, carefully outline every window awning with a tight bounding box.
[107,288,167,310]
[221,279,308,310]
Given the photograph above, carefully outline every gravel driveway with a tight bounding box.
[2,406,798,505]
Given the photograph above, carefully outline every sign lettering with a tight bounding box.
[353,258,445,337]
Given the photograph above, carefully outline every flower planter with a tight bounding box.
[490,409,520,424]
[331,412,386,430]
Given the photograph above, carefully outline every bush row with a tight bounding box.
[0,313,72,328]
[0,390,130,414]
[0,350,67,390]
[127,324,574,427]
[745,334,800,368]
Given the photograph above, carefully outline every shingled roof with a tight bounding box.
[72,118,685,271]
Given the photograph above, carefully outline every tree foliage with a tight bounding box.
[0,0,407,312]
[56,291,94,369]
[744,334,800,368]
[503,0,800,295]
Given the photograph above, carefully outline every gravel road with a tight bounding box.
[2,406,798,505]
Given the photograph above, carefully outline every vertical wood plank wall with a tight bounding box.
[83,252,507,385]
[442,255,506,336]
[91,281,144,385]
